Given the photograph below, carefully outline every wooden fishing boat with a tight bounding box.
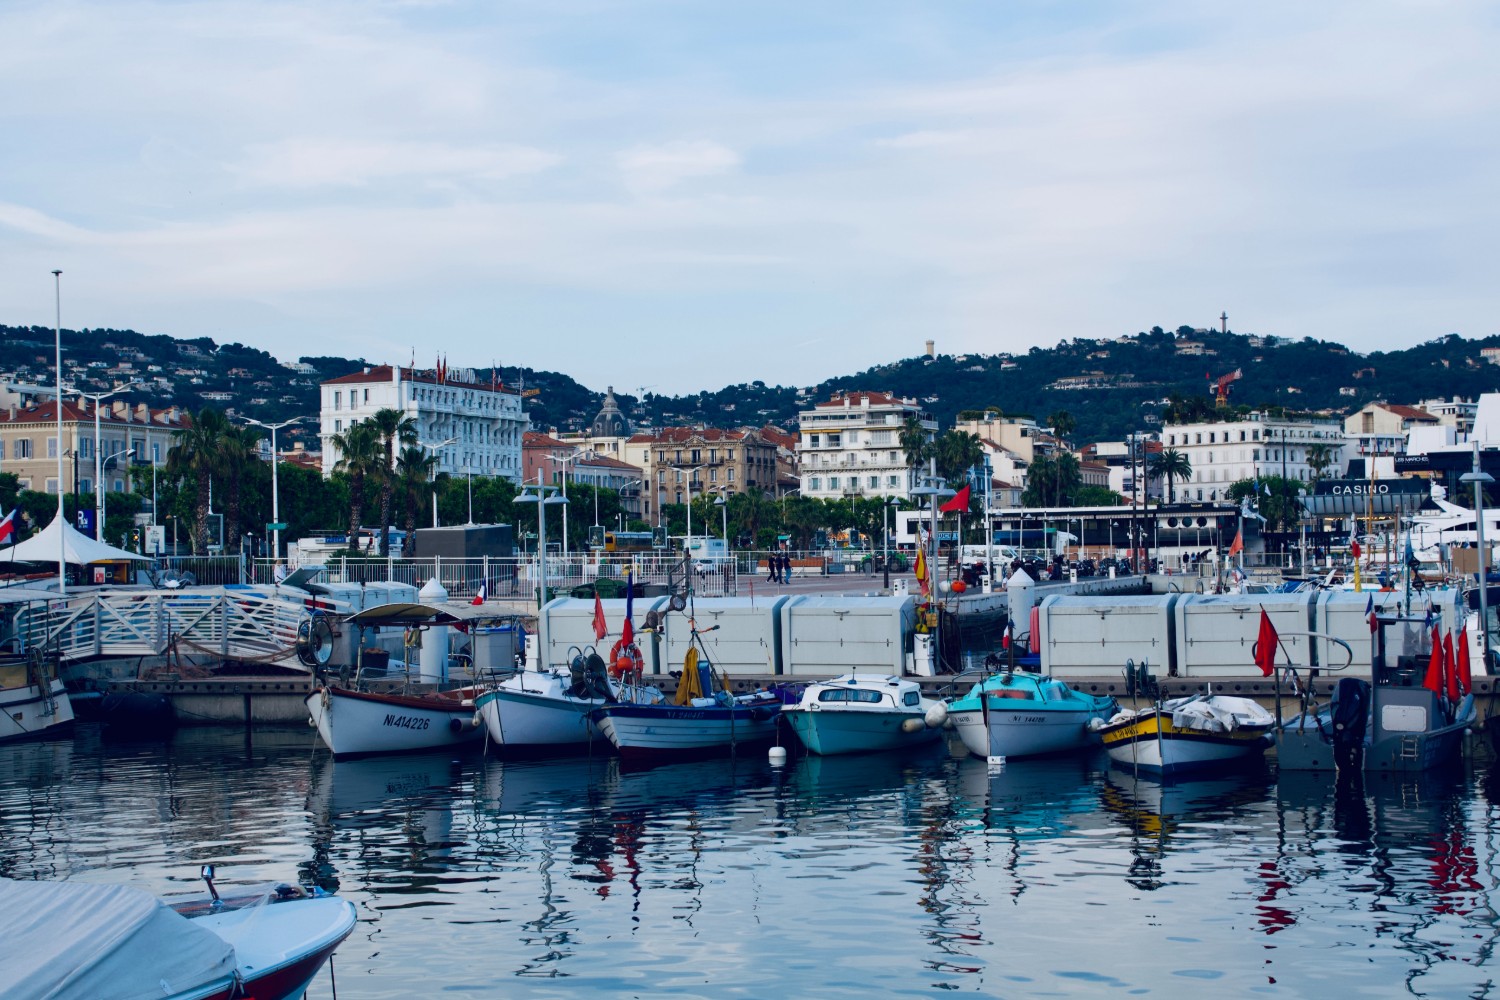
[1095,693,1275,775]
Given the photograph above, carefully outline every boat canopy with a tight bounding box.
[0,878,237,1000]
[346,601,523,627]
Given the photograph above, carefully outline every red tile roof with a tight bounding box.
[0,400,189,428]
[1377,404,1438,421]
[813,391,911,409]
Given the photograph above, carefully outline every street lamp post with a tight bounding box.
[884,496,898,590]
[418,437,457,527]
[515,477,568,613]
[668,465,705,557]
[98,447,136,538]
[52,270,65,593]
[245,416,303,563]
[79,379,143,540]
[1462,442,1495,669]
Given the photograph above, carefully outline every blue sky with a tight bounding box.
[3,1,1498,394]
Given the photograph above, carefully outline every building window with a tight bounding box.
[47,437,57,459]
[727,468,734,482]
[868,476,879,489]
[45,479,59,494]
[709,468,717,483]
[14,439,31,459]
[80,478,92,493]
[810,478,821,490]
[829,477,839,489]
[363,389,370,403]
[335,420,343,432]
[334,391,341,410]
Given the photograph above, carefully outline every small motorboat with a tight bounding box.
[781,674,947,756]
[0,873,356,1000]
[1095,693,1276,776]
[306,683,485,758]
[474,644,664,752]
[947,668,1119,759]
[590,639,780,760]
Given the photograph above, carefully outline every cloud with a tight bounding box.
[616,140,742,194]
[233,138,563,188]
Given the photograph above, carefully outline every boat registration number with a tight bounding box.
[383,714,431,731]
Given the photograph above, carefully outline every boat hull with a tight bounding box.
[783,707,940,755]
[593,701,781,758]
[194,896,357,1000]
[475,685,604,748]
[1101,710,1273,775]
[950,705,1105,758]
[0,678,75,743]
[306,686,483,758]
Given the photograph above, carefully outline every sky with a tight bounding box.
[3,1,1499,395]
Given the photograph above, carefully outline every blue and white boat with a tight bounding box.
[948,671,1119,759]
[590,693,783,759]
[781,674,947,756]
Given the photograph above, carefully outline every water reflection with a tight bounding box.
[7,727,1500,996]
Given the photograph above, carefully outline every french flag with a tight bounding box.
[1366,594,1377,634]
[0,509,15,545]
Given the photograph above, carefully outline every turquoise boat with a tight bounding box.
[948,671,1118,759]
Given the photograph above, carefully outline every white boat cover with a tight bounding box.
[0,878,237,1000]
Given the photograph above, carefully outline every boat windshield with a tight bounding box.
[818,689,884,704]
[903,691,920,707]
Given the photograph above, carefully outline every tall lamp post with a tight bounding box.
[99,447,136,540]
[515,480,568,610]
[79,379,143,539]
[52,270,65,593]
[668,465,705,557]
[1462,441,1494,669]
[418,436,457,527]
[245,416,303,563]
[883,496,899,590]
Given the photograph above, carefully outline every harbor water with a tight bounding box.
[3,726,1499,998]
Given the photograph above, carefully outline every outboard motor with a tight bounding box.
[584,651,616,703]
[567,653,589,698]
[1330,676,1370,772]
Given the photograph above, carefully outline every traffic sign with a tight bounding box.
[266,522,289,531]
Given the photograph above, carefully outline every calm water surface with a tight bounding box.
[2,726,1498,998]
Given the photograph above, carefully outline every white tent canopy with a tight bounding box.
[0,513,149,565]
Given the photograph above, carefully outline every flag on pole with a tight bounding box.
[592,591,608,641]
[1227,529,1244,558]
[1457,624,1473,696]
[1365,594,1377,634]
[1444,630,1459,702]
[940,484,971,513]
[0,509,15,545]
[1254,610,1278,677]
[1423,626,1445,697]
[621,569,635,647]
[471,581,486,605]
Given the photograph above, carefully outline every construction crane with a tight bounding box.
[1206,368,1242,408]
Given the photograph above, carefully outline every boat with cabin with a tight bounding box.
[781,673,947,755]
[947,663,1119,759]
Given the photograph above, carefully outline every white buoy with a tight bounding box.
[768,745,788,765]
[924,703,949,729]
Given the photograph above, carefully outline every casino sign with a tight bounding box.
[1299,477,1434,518]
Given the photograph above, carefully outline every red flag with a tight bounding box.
[1351,538,1362,559]
[915,545,929,598]
[1457,625,1473,696]
[939,484,971,513]
[1254,610,1278,677]
[1227,529,1243,558]
[1444,630,1459,702]
[620,570,635,647]
[1423,626,1445,696]
[592,592,607,641]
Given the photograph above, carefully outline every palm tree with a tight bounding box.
[395,446,439,555]
[367,408,418,556]
[931,430,984,489]
[899,416,930,490]
[1149,448,1193,503]
[1304,443,1338,483]
[218,425,262,553]
[166,408,228,554]
[331,421,381,548]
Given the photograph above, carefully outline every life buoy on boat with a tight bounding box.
[609,639,645,679]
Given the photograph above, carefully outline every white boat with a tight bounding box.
[0,651,74,743]
[781,674,947,755]
[306,684,485,758]
[947,671,1119,759]
[1096,693,1275,775]
[0,877,356,1000]
[473,646,664,751]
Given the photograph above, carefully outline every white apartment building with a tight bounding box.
[320,365,529,481]
[797,391,936,500]
[1161,412,1346,502]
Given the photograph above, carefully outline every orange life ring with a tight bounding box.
[609,639,644,679]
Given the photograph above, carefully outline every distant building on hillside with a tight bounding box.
[1162,412,1345,502]
[319,364,529,481]
[0,398,185,496]
[797,391,936,501]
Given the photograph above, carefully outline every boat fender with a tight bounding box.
[320,687,332,711]
[924,704,948,729]
[473,710,483,728]
[901,718,926,734]
[1087,718,1106,731]
[449,717,465,734]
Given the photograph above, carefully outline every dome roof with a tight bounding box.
[590,386,632,438]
